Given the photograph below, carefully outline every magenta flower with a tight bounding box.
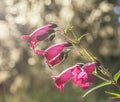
[72,62,97,90]
[51,64,81,92]
[35,42,72,69]
[51,62,97,92]
[21,23,57,49]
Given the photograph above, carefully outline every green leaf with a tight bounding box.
[64,28,68,34]
[64,24,73,33]
[105,91,120,99]
[113,70,120,82]
[78,34,87,42]
[64,24,69,33]
[82,82,111,98]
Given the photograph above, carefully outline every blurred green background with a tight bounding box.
[0,0,120,102]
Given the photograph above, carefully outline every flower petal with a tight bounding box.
[35,49,45,56]
[21,35,30,40]
[87,74,95,83]
[45,42,70,61]
[80,82,90,90]
[82,62,96,74]
[51,64,80,91]
[48,52,65,67]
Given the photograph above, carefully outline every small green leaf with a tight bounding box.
[64,28,68,33]
[64,24,69,33]
[82,82,111,98]
[105,91,120,99]
[113,70,120,82]
[64,24,73,33]
[78,34,87,42]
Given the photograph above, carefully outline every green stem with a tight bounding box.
[99,65,120,90]
[93,73,110,82]
[80,45,95,61]
[56,29,78,44]
[71,30,78,40]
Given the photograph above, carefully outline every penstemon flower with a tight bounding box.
[35,42,72,69]
[51,64,81,92]
[72,62,97,90]
[21,23,57,49]
[51,62,97,92]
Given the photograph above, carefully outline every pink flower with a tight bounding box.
[72,62,97,90]
[21,23,57,49]
[35,42,72,69]
[51,62,97,92]
[51,64,81,92]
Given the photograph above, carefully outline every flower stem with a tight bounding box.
[56,29,78,44]
[93,73,110,82]
[77,44,96,61]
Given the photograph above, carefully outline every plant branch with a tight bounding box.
[57,28,120,91]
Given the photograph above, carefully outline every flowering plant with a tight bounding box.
[21,23,120,99]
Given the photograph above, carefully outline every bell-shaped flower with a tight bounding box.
[21,23,57,49]
[35,42,72,69]
[51,62,97,92]
[51,64,81,92]
[72,62,97,90]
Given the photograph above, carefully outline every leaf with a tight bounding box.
[64,24,73,33]
[105,91,120,99]
[78,34,87,42]
[82,82,111,98]
[64,27,68,34]
[113,70,120,82]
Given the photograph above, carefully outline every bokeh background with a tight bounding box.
[0,0,120,102]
